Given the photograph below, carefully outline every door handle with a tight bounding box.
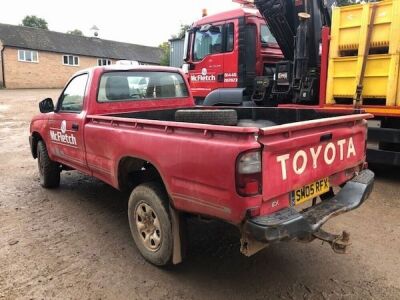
[217,73,224,82]
[72,123,79,131]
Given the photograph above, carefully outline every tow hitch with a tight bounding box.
[313,229,351,254]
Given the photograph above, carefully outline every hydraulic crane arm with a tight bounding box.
[254,0,335,104]
[255,0,333,62]
[254,0,297,60]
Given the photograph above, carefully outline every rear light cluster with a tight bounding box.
[236,150,262,196]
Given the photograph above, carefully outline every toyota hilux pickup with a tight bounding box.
[29,65,374,266]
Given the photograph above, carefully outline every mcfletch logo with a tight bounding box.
[50,120,77,146]
[190,68,216,82]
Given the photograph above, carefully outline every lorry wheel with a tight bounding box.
[37,141,60,188]
[128,182,173,266]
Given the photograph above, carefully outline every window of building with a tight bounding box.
[97,71,189,102]
[59,74,89,112]
[98,58,112,66]
[18,50,38,63]
[63,55,79,66]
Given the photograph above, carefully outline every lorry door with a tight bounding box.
[189,22,225,102]
[47,73,89,173]
[222,21,239,88]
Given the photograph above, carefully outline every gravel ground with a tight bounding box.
[0,89,399,299]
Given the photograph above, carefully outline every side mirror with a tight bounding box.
[183,31,190,62]
[39,98,54,113]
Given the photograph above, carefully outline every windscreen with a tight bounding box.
[97,71,189,102]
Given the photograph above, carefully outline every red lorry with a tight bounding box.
[30,65,374,266]
[182,2,282,104]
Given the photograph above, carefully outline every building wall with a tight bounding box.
[170,39,184,68]
[2,47,115,89]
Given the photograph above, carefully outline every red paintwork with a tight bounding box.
[186,7,282,99]
[319,26,330,107]
[259,114,370,200]
[30,66,372,225]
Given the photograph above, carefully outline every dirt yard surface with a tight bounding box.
[0,89,399,299]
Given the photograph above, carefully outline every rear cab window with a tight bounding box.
[97,71,189,102]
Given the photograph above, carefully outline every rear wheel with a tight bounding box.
[37,141,60,188]
[128,182,173,266]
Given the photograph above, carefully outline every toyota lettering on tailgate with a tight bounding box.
[276,137,356,180]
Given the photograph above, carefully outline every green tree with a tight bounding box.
[159,41,170,66]
[159,24,191,66]
[21,15,48,30]
[67,29,83,36]
[175,24,191,39]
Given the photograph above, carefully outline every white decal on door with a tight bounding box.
[50,120,77,146]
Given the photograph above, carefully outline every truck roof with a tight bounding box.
[193,7,263,26]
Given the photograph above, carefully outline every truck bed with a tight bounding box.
[108,107,362,128]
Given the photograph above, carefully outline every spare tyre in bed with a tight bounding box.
[175,109,238,126]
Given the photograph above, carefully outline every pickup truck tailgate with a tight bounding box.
[258,114,372,201]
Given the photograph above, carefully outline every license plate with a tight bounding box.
[290,178,330,206]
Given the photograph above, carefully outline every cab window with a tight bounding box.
[226,23,234,52]
[59,74,88,112]
[193,25,222,61]
[260,24,277,44]
[97,71,189,102]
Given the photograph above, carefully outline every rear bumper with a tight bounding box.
[244,169,374,243]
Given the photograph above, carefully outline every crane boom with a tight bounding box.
[254,0,334,104]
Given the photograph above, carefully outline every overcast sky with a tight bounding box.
[1,0,240,47]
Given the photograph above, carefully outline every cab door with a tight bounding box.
[47,73,90,173]
[189,23,225,102]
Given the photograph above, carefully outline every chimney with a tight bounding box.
[90,25,100,38]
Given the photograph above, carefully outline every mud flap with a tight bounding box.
[169,205,184,264]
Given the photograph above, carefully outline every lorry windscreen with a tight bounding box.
[97,71,189,102]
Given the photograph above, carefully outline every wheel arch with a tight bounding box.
[117,156,171,201]
[30,131,44,159]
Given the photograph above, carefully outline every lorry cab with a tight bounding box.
[182,7,282,105]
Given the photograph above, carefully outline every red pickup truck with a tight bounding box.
[29,65,374,266]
